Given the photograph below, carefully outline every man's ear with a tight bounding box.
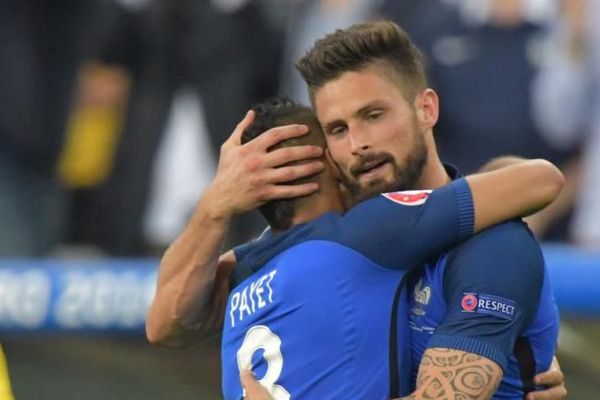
[325,148,343,181]
[414,88,439,130]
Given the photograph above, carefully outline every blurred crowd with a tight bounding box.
[0,0,596,258]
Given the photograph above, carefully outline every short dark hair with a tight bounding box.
[241,97,324,231]
[296,20,427,102]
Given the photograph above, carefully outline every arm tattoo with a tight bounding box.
[400,348,503,400]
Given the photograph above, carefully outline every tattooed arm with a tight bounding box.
[400,348,502,400]
[238,348,502,400]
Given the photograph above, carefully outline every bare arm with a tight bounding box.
[399,348,502,400]
[480,152,580,242]
[466,159,564,233]
[146,111,325,346]
[145,198,236,347]
[240,350,502,400]
[399,351,567,400]
[477,155,527,173]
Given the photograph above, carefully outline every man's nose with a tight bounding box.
[349,127,371,154]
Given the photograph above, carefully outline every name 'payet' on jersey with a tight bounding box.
[229,270,277,328]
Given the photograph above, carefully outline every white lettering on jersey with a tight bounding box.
[229,270,278,328]
[239,287,251,320]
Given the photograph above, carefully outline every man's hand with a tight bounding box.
[206,110,325,219]
[527,356,567,400]
[241,370,273,400]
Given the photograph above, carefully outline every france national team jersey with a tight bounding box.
[222,178,475,400]
[407,219,560,398]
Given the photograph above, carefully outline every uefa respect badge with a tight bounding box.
[460,292,517,320]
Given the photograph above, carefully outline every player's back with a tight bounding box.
[221,239,403,399]
[223,179,476,399]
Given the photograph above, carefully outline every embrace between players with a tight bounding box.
[147,21,567,400]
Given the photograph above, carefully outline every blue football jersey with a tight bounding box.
[222,179,475,399]
[407,221,560,399]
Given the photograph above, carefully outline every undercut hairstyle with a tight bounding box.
[296,20,427,102]
[241,98,325,231]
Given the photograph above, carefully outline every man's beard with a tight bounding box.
[340,130,428,204]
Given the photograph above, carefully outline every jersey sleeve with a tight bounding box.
[426,222,545,371]
[338,177,474,270]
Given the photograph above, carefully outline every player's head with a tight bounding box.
[296,21,440,203]
[242,98,337,231]
[296,20,427,104]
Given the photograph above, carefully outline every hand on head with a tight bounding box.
[206,110,324,219]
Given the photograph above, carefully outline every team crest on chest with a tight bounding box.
[382,190,432,206]
[411,278,431,316]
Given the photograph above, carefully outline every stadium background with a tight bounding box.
[1,0,599,398]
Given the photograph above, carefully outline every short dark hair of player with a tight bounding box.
[241,98,326,231]
[296,20,427,103]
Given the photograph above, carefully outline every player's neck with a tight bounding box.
[415,138,451,189]
[290,178,344,227]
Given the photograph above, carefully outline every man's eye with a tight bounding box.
[367,111,383,120]
[330,126,347,135]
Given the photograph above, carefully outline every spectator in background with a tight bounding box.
[379,0,579,240]
[0,1,108,256]
[532,0,600,248]
[65,0,283,255]
[380,0,572,174]
[0,3,108,397]
[278,0,380,104]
